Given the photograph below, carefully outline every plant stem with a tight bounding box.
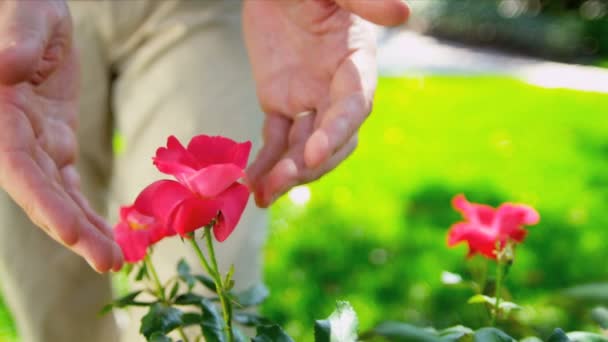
[491,261,505,326]
[144,255,190,342]
[145,254,166,302]
[189,230,234,342]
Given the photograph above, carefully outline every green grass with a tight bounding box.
[1,76,607,340]
[262,76,608,340]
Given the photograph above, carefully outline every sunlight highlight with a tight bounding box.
[288,186,311,206]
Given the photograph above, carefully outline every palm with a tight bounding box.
[244,0,374,118]
[0,1,122,272]
[244,0,378,206]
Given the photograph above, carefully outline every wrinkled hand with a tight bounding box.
[0,1,123,272]
[244,0,409,207]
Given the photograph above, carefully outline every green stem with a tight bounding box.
[189,230,234,342]
[491,261,505,326]
[144,254,166,302]
[144,255,189,342]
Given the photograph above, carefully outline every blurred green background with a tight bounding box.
[259,76,608,340]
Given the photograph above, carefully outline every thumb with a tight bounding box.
[334,0,410,26]
[0,1,71,85]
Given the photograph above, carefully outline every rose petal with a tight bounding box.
[114,221,151,263]
[134,180,192,224]
[213,183,250,242]
[170,196,221,237]
[187,135,252,169]
[452,194,496,226]
[494,203,539,242]
[153,135,199,177]
[447,222,497,259]
[184,164,245,198]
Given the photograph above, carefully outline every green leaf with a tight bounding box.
[232,326,248,342]
[473,328,516,342]
[140,303,183,339]
[169,282,180,301]
[252,324,295,342]
[233,312,272,327]
[439,325,474,341]
[100,290,145,315]
[361,322,440,342]
[181,312,202,327]
[136,263,149,281]
[149,332,173,342]
[467,295,520,314]
[591,307,608,329]
[547,329,571,342]
[224,265,235,290]
[314,319,330,342]
[174,293,205,306]
[232,283,270,307]
[177,259,195,290]
[315,301,358,342]
[194,274,217,292]
[200,298,226,342]
[563,283,608,303]
[468,294,494,305]
[566,332,608,342]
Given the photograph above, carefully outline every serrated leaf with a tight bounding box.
[181,312,202,327]
[177,259,195,290]
[439,325,474,341]
[140,303,183,339]
[174,293,205,306]
[149,332,173,342]
[591,307,608,329]
[253,324,295,342]
[547,329,571,342]
[232,283,270,307]
[194,274,217,292]
[361,322,440,342]
[200,298,226,342]
[473,327,515,342]
[233,312,272,327]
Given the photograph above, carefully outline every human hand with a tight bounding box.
[0,1,123,272]
[243,0,409,207]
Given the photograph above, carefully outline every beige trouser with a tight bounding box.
[0,1,266,341]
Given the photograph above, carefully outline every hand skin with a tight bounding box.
[244,0,409,207]
[0,1,123,273]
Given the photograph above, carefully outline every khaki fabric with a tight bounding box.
[0,1,266,341]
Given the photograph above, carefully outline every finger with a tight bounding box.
[256,135,358,207]
[60,165,122,271]
[304,92,368,169]
[0,1,70,85]
[0,149,120,272]
[334,0,410,26]
[246,114,290,190]
[61,165,114,240]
